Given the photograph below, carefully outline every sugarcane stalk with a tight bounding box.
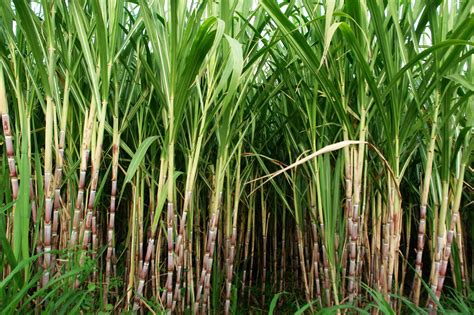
[297,224,312,304]
[248,200,256,303]
[0,66,19,279]
[155,225,163,301]
[310,218,322,306]
[342,148,353,299]
[126,181,139,309]
[42,1,61,283]
[272,208,278,290]
[173,102,210,308]
[137,179,144,288]
[369,194,377,290]
[30,177,42,269]
[413,91,440,305]
[186,225,194,309]
[355,158,369,302]
[70,102,95,246]
[428,179,449,311]
[311,157,335,307]
[349,103,367,301]
[79,102,107,270]
[381,211,390,299]
[42,94,55,287]
[241,192,253,298]
[105,117,120,304]
[51,72,69,270]
[280,209,286,294]
[386,181,395,303]
[91,211,98,282]
[341,88,352,299]
[0,68,18,211]
[194,204,202,301]
[163,93,176,313]
[173,190,190,307]
[304,223,311,298]
[321,243,331,306]
[134,156,167,309]
[197,190,223,314]
[456,218,468,293]
[225,145,242,315]
[260,187,268,306]
[399,207,411,312]
[433,141,470,304]
[348,146,359,301]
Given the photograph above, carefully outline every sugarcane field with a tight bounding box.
[0,0,473,314]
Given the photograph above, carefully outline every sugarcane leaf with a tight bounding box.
[3,270,41,312]
[320,0,338,67]
[295,300,316,315]
[71,0,100,106]
[446,74,474,91]
[0,253,40,290]
[151,170,182,233]
[15,119,30,264]
[123,136,159,185]
[90,0,109,100]
[384,40,473,97]
[268,292,287,314]
[320,22,341,68]
[261,0,353,136]
[255,140,362,184]
[11,0,49,94]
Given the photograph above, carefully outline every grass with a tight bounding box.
[0,0,473,314]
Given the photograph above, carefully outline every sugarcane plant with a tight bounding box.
[0,0,472,314]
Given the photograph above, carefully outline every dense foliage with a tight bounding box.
[0,0,472,313]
